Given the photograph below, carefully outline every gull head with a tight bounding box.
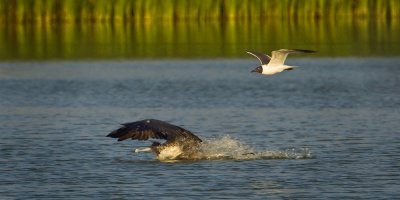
[251,66,263,74]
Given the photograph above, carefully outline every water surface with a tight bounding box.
[0,58,399,199]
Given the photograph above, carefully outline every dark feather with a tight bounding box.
[291,49,317,53]
[107,119,202,143]
[246,50,271,65]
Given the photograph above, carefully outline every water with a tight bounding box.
[0,58,399,199]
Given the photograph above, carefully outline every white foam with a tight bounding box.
[134,147,152,153]
[157,146,183,160]
[198,135,311,160]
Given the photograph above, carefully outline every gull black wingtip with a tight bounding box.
[292,49,317,53]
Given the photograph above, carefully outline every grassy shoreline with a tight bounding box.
[1,0,399,24]
[1,0,399,60]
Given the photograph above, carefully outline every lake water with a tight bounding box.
[0,58,399,199]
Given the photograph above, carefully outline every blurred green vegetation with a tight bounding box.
[2,18,398,60]
[1,0,399,23]
[0,0,399,60]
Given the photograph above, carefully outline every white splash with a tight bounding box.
[132,135,312,161]
[157,146,183,160]
[134,147,152,153]
[198,135,311,160]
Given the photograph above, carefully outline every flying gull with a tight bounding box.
[246,49,316,75]
[107,119,203,161]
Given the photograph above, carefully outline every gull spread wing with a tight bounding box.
[269,49,316,65]
[246,50,271,65]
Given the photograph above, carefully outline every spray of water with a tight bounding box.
[198,135,311,160]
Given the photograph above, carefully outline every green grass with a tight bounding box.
[1,0,399,60]
[0,0,399,23]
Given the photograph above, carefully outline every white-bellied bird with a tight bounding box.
[246,49,316,75]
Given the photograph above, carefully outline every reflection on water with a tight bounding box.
[1,18,399,60]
